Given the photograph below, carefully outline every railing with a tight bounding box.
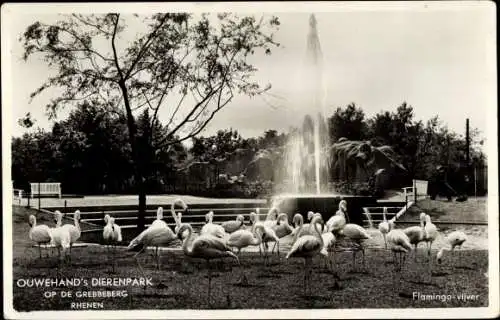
[30,182,62,198]
[402,179,428,205]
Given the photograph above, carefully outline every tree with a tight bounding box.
[21,13,280,230]
[329,103,368,142]
[191,128,245,162]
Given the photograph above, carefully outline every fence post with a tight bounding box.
[27,194,30,208]
[38,182,41,211]
[64,200,67,212]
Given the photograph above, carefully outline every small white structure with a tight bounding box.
[30,182,62,198]
[402,179,428,202]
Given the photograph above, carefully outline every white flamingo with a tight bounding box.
[170,198,188,235]
[227,224,265,255]
[263,207,280,228]
[28,214,52,258]
[271,213,294,239]
[200,211,226,239]
[320,231,336,271]
[378,207,390,249]
[386,220,412,271]
[221,214,245,234]
[177,223,239,305]
[227,224,265,284]
[49,211,71,266]
[326,201,348,234]
[127,208,177,272]
[286,215,325,295]
[338,223,371,270]
[437,230,467,265]
[61,210,81,260]
[291,214,314,238]
[403,212,427,261]
[424,214,438,258]
[249,212,279,263]
[103,214,122,272]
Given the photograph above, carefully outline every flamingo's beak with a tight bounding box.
[28,222,32,227]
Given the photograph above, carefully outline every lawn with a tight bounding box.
[10,206,489,310]
[402,197,488,224]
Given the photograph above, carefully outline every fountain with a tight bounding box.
[272,14,377,224]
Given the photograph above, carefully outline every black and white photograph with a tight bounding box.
[2,1,498,319]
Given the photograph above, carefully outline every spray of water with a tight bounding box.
[279,14,330,194]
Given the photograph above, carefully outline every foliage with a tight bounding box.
[20,13,280,227]
[330,181,375,197]
[329,103,368,142]
[330,102,486,188]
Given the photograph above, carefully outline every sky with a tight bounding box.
[2,2,497,147]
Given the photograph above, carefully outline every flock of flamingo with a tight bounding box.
[27,198,468,299]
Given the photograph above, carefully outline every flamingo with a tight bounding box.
[170,198,188,235]
[263,207,280,227]
[227,224,265,284]
[103,214,122,272]
[227,224,265,256]
[221,214,245,234]
[286,215,325,295]
[326,201,348,234]
[177,223,239,305]
[200,211,226,239]
[424,214,438,258]
[28,214,52,258]
[272,213,294,239]
[386,220,412,271]
[61,210,81,260]
[49,211,71,266]
[320,231,336,271]
[402,212,427,261]
[338,223,371,270]
[437,230,467,265]
[291,214,314,238]
[249,212,279,263]
[127,208,177,272]
[378,207,390,249]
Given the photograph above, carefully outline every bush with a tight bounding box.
[331,181,377,197]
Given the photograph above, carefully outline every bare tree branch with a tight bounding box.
[122,15,169,80]
[110,14,124,81]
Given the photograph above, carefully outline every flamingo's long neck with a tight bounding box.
[170,204,180,227]
[265,208,277,221]
[292,216,304,243]
[382,209,387,222]
[74,214,80,231]
[253,226,263,245]
[56,216,62,227]
[208,213,214,224]
[312,219,324,247]
[182,226,194,256]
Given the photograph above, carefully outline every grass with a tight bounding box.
[401,197,487,224]
[11,206,489,310]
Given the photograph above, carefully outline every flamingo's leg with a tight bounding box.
[207,260,212,307]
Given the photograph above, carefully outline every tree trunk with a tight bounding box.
[118,80,147,232]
